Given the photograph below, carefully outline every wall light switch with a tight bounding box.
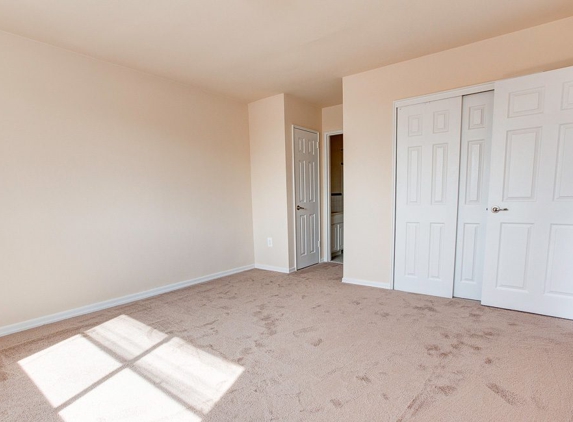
[267,237,273,247]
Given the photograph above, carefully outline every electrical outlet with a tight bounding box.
[267,237,273,247]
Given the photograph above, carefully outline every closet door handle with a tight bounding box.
[491,206,509,213]
[297,205,306,211]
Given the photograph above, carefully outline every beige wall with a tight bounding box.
[248,94,290,270]
[343,16,573,286]
[322,104,343,133]
[248,94,321,271]
[0,31,254,328]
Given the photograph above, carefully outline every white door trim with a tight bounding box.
[292,125,321,270]
[323,130,343,263]
[391,82,495,289]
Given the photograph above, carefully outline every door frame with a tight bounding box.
[323,130,343,263]
[292,125,321,270]
[391,82,494,290]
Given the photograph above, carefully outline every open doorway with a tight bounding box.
[324,132,344,264]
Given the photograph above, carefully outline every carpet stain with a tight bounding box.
[414,305,438,313]
[293,326,317,337]
[436,385,457,396]
[451,340,482,351]
[484,357,493,365]
[425,344,440,355]
[330,399,343,408]
[487,383,525,406]
[531,395,548,410]
[356,375,372,383]
[311,338,323,347]
[399,393,432,420]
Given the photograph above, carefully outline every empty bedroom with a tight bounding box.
[1,1,573,421]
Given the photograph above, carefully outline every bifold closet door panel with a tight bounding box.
[453,91,494,301]
[482,66,573,319]
[395,97,462,298]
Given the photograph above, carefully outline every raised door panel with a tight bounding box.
[465,141,485,204]
[431,144,448,204]
[503,128,541,201]
[459,223,479,282]
[554,124,573,201]
[407,147,422,204]
[544,225,573,297]
[495,223,532,291]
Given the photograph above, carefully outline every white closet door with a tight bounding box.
[453,91,494,300]
[482,66,573,319]
[395,97,462,298]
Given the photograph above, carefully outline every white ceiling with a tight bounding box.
[0,0,572,106]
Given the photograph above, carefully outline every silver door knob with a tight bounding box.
[296,205,306,211]
[491,206,509,213]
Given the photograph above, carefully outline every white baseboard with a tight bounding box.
[254,264,294,274]
[0,264,255,338]
[342,277,392,290]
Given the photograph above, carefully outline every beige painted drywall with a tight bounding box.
[248,94,321,271]
[248,94,290,270]
[322,105,343,133]
[0,31,254,328]
[343,16,573,286]
[284,95,322,270]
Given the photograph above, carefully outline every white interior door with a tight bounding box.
[395,97,462,298]
[482,66,573,319]
[294,127,320,269]
[453,91,494,300]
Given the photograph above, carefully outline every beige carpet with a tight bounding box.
[1,263,573,422]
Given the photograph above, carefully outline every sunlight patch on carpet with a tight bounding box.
[135,337,244,413]
[58,368,201,422]
[85,314,168,360]
[18,315,244,420]
[18,334,121,407]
